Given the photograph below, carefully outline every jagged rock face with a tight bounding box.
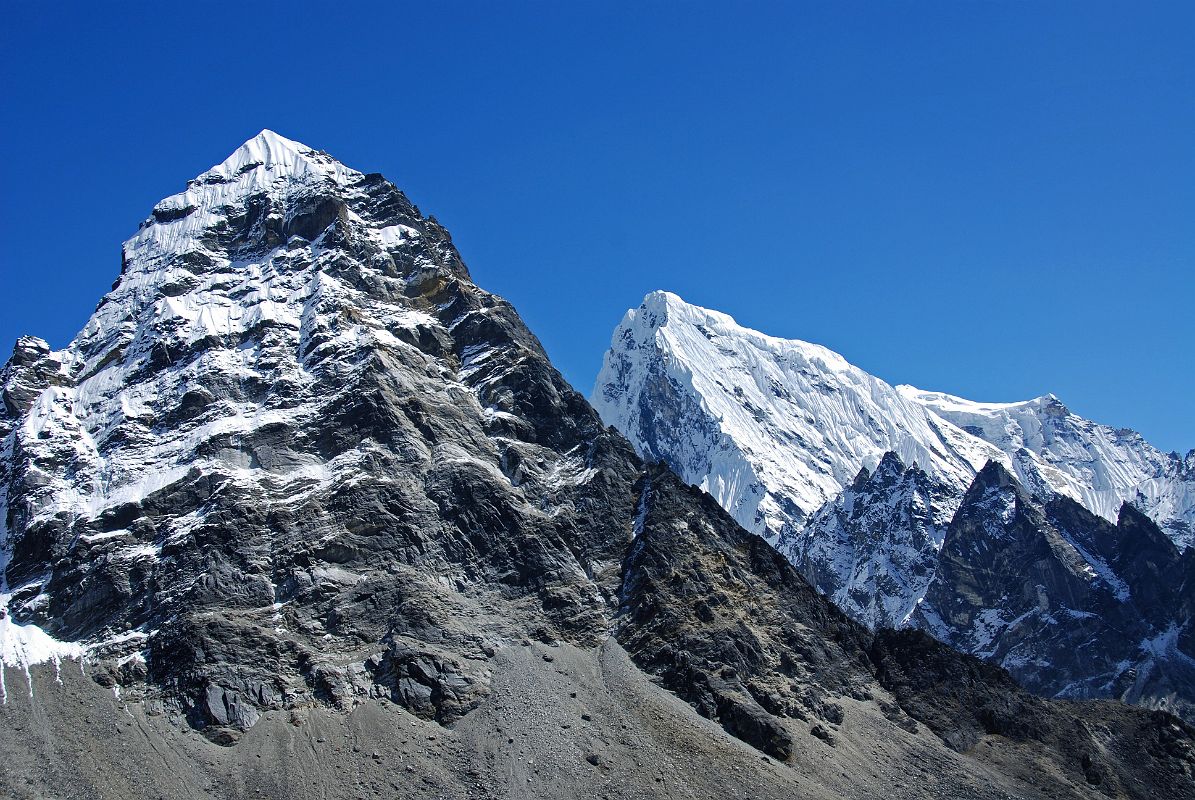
[618,468,875,759]
[914,461,1195,720]
[0,131,642,739]
[788,454,1195,721]
[869,627,1195,794]
[778,452,959,630]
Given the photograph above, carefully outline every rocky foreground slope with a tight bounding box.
[1,132,1192,799]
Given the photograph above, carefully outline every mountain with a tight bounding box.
[593,291,1195,716]
[593,291,1194,552]
[0,127,638,733]
[591,291,998,545]
[1,132,1192,800]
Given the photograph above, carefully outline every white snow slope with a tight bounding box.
[592,291,1195,553]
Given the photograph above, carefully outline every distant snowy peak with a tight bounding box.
[595,291,1194,551]
[623,290,855,373]
[593,290,1003,542]
[594,290,1195,716]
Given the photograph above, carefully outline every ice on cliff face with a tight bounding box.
[0,599,85,702]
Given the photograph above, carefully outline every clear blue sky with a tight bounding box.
[2,2,1191,452]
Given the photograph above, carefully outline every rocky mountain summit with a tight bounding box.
[1,132,1192,799]
[782,451,959,630]
[594,291,1195,720]
[1,129,638,735]
[915,461,1195,719]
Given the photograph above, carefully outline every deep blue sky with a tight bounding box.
[2,2,1191,452]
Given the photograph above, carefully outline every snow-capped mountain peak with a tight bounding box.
[596,291,1194,552]
[132,130,363,278]
[184,129,364,194]
[627,290,855,374]
[0,130,468,685]
[207,129,318,174]
[593,291,1001,544]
